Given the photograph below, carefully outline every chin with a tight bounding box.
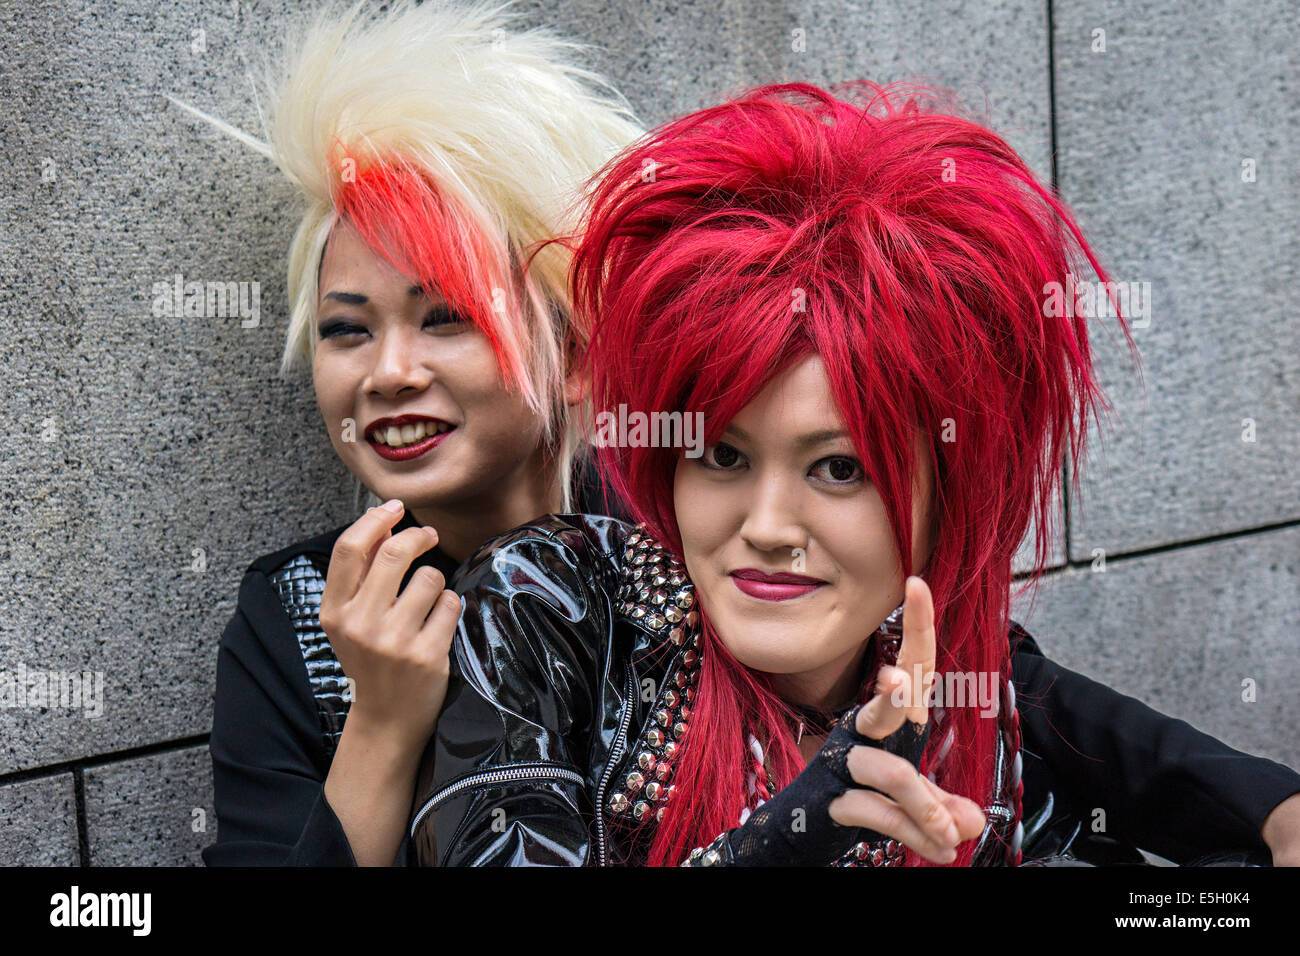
[714,626,829,678]
[391,472,471,507]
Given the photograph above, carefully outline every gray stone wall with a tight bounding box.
[0,0,1294,864]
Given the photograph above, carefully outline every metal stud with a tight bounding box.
[646,729,664,747]
[645,782,663,801]
[672,721,686,739]
[662,741,678,760]
[609,792,629,813]
[655,709,672,728]
[637,751,656,772]
[625,771,645,792]
[632,800,650,821]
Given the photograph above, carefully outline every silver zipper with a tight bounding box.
[593,665,637,866]
[409,762,586,837]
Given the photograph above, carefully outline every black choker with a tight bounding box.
[788,627,893,741]
[789,702,844,741]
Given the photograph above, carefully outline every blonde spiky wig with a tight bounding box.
[168,0,642,509]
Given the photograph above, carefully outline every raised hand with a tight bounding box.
[828,575,986,862]
[318,499,461,751]
[684,575,986,866]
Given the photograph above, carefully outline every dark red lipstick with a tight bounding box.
[365,414,455,462]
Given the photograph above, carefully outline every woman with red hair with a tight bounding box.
[408,81,1300,866]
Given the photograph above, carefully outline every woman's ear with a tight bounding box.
[915,433,942,572]
[924,496,941,569]
[564,364,591,407]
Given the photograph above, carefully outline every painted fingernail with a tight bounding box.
[381,499,403,513]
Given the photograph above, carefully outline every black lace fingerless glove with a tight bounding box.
[682,705,929,866]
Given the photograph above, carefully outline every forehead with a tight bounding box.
[728,354,844,434]
[317,219,442,302]
[723,352,933,477]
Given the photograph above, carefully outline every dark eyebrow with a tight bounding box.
[724,423,850,449]
[321,285,425,306]
[322,291,368,305]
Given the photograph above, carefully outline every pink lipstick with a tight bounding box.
[729,568,826,602]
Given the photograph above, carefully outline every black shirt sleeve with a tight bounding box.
[413,518,626,866]
[1010,625,1300,864]
[202,566,411,866]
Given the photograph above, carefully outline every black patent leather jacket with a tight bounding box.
[408,514,1292,866]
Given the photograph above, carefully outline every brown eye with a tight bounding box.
[423,305,467,330]
[703,443,742,469]
[811,456,863,484]
[319,320,367,340]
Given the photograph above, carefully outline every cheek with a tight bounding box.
[443,337,517,413]
[672,462,735,567]
[438,339,548,454]
[811,493,905,605]
[446,348,505,406]
[312,355,352,435]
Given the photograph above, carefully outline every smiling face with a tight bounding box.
[672,353,938,709]
[312,218,558,560]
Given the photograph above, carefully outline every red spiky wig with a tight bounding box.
[572,81,1139,866]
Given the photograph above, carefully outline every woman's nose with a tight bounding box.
[738,470,809,556]
[364,327,434,396]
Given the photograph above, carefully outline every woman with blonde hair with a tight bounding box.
[172,0,640,865]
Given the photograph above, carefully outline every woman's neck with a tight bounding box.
[770,640,873,763]
[769,639,871,713]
